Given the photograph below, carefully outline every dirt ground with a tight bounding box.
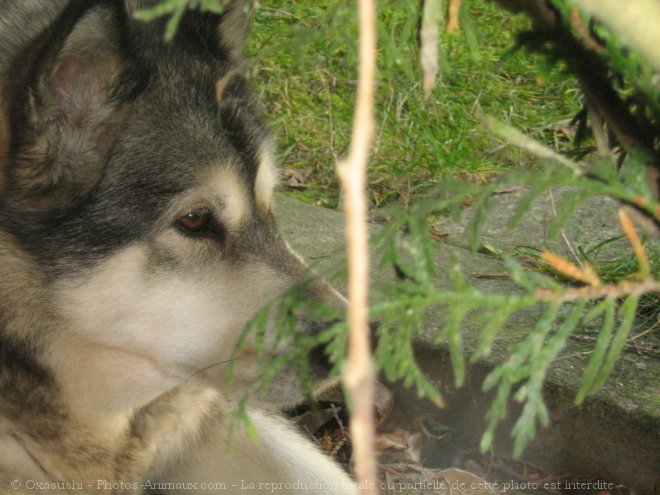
[291,385,640,495]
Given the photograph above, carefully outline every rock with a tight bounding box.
[275,191,660,494]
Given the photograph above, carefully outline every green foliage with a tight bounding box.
[371,139,657,455]
[514,0,660,157]
[229,282,346,401]
[480,116,660,222]
[231,118,659,454]
[134,0,229,40]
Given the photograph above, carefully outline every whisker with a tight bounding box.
[185,355,250,382]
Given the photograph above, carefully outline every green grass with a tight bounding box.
[248,0,583,208]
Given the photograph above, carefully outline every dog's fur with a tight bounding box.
[0,1,357,493]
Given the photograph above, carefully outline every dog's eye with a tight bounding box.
[176,208,226,244]
[178,209,211,233]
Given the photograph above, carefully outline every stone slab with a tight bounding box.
[275,192,660,494]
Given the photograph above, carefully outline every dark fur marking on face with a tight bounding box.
[218,75,268,186]
[0,334,61,419]
[173,9,229,60]
[145,242,181,273]
[1,2,269,277]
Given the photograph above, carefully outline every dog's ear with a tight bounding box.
[4,0,137,213]
[172,0,253,64]
[217,0,254,62]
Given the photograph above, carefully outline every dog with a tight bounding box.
[0,0,358,493]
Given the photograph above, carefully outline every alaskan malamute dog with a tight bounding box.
[0,1,356,492]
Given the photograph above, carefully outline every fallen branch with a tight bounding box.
[570,0,660,73]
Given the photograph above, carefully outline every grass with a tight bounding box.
[247,0,583,209]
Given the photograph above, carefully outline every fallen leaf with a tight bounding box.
[375,431,409,452]
[283,168,311,189]
[430,228,450,240]
[447,0,462,34]
[437,468,501,495]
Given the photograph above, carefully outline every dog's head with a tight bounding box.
[0,0,341,421]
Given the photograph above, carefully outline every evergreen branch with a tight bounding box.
[590,295,639,391]
[575,298,616,404]
[478,114,660,224]
[375,312,444,406]
[491,0,660,202]
[569,0,660,73]
[477,112,582,174]
[510,299,585,456]
[535,280,660,303]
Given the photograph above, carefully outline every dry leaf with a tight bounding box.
[542,251,602,287]
[283,168,311,189]
[430,228,450,240]
[375,431,409,452]
[447,0,462,33]
[618,208,650,279]
[437,468,501,495]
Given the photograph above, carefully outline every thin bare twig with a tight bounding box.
[421,0,442,97]
[337,0,378,493]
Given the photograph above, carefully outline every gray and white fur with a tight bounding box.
[0,1,357,493]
